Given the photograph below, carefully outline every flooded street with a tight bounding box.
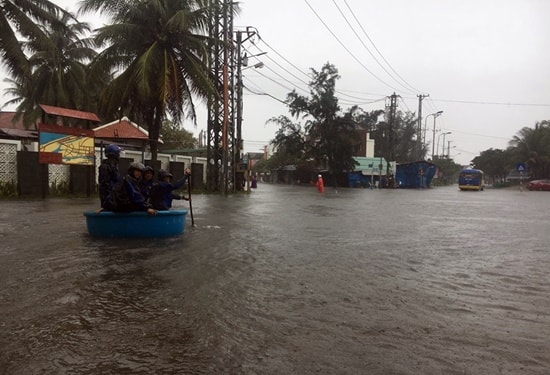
[1,184,549,374]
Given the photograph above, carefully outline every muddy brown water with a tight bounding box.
[1,184,549,374]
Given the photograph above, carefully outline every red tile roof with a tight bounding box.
[39,104,101,122]
[0,128,37,138]
[0,111,26,129]
[93,116,150,140]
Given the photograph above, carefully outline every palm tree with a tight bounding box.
[509,121,550,179]
[80,0,224,161]
[4,12,100,127]
[0,0,70,80]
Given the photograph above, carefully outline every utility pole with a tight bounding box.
[386,92,399,187]
[235,31,243,191]
[234,27,260,191]
[206,0,234,194]
[417,94,429,160]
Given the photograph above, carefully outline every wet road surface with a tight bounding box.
[1,184,549,374]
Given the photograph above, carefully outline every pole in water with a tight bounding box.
[187,173,195,226]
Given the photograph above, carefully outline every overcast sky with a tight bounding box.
[2,0,549,165]
[234,0,550,165]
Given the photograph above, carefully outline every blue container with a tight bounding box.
[84,210,187,238]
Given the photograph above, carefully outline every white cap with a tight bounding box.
[318,174,322,178]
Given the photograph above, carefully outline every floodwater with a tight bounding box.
[1,184,549,374]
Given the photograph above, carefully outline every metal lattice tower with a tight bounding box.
[206,0,235,194]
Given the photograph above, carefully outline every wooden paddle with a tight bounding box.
[187,172,195,226]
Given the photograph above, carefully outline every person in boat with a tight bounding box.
[139,165,155,201]
[149,168,191,211]
[98,144,121,209]
[105,162,156,215]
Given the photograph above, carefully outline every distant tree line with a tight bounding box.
[258,62,549,185]
[258,63,442,184]
[472,121,550,182]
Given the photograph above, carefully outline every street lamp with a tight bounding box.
[436,131,451,159]
[427,110,443,160]
[447,142,455,159]
[242,61,264,71]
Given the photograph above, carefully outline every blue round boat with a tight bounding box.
[84,209,188,237]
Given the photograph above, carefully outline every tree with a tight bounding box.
[471,148,511,184]
[431,156,462,185]
[508,121,550,179]
[0,0,71,80]
[4,12,99,127]
[267,115,306,168]
[80,0,225,161]
[370,111,420,164]
[286,63,359,184]
[159,120,197,151]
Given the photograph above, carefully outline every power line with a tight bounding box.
[430,98,550,107]
[244,45,311,91]
[446,127,511,140]
[330,0,417,95]
[243,83,287,104]
[303,0,405,94]
[250,41,386,103]
[341,0,422,95]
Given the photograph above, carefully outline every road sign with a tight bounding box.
[516,162,526,173]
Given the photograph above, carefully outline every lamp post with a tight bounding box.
[447,142,455,159]
[427,110,443,160]
[436,131,451,159]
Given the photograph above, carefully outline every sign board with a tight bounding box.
[516,162,527,174]
[38,123,95,165]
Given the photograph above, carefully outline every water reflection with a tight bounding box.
[1,186,550,374]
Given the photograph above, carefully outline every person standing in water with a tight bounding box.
[316,174,324,193]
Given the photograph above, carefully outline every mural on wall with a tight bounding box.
[38,123,95,165]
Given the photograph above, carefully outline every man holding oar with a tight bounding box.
[149,168,191,211]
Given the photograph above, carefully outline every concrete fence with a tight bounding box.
[0,139,207,197]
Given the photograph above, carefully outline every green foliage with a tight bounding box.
[471,148,512,182]
[0,0,71,80]
[84,0,225,161]
[371,111,421,163]
[284,63,360,176]
[49,180,70,196]
[268,63,422,181]
[4,12,100,128]
[266,116,306,169]
[0,180,17,197]
[431,156,462,185]
[159,120,197,151]
[473,120,550,181]
[507,121,550,179]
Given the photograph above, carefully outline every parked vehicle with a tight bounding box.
[526,179,550,191]
[458,168,484,191]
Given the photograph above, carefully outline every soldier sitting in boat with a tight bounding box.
[139,166,155,201]
[104,162,156,215]
[149,168,191,211]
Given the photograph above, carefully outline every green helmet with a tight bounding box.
[158,169,173,180]
[128,162,145,174]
